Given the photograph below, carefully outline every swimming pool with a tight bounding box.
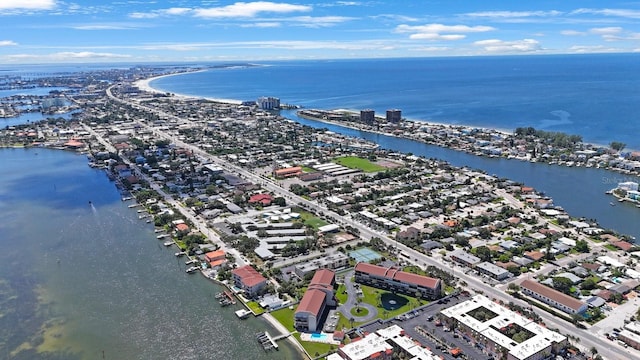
[310,333,328,341]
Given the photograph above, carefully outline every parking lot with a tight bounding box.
[355,292,489,360]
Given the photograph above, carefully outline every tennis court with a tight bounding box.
[349,247,382,263]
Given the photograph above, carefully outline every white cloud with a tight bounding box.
[561,30,586,36]
[0,40,18,46]
[372,14,418,22]
[589,27,622,35]
[194,2,311,18]
[474,39,541,53]
[72,24,142,30]
[572,8,640,19]
[464,10,562,18]
[568,45,622,53]
[396,23,494,41]
[4,51,131,63]
[0,0,56,10]
[289,16,354,28]
[240,22,281,28]
[129,7,193,19]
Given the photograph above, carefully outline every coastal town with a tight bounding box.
[3,66,640,360]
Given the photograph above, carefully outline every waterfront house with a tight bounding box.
[231,265,267,298]
[204,249,227,268]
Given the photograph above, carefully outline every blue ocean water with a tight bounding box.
[151,54,640,150]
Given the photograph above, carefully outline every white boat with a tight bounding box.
[156,234,168,239]
[186,266,199,273]
[175,251,186,257]
[185,259,197,265]
[163,241,173,246]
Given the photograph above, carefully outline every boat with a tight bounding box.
[156,234,168,239]
[610,202,616,206]
[185,259,197,265]
[121,196,132,201]
[163,241,173,246]
[186,266,199,273]
[175,251,186,257]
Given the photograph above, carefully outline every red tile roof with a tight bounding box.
[205,249,226,262]
[355,262,440,290]
[520,279,585,311]
[296,288,326,317]
[248,193,273,205]
[310,269,335,287]
[176,223,189,231]
[232,265,267,288]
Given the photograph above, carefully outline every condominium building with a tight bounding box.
[231,265,268,298]
[441,295,568,360]
[354,262,442,300]
[294,269,337,332]
[520,279,587,315]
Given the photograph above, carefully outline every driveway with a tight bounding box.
[338,270,378,323]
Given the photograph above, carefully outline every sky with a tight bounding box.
[1,0,640,64]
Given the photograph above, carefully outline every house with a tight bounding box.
[354,262,442,300]
[523,250,545,262]
[231,265,268,298]
[294,269,337,332]
[520,279,587,315]
[248,193,273,206]
[204,249,227,268]
[396,226,420,242]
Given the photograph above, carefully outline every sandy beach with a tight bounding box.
[133,70,243,105]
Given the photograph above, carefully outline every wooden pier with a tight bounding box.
[256,331,278,351]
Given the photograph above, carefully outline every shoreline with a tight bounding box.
[139,71,630,152]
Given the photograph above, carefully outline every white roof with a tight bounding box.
[339,332,392,360]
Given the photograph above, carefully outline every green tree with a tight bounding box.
[552,277,573,294]
[610,141,626,152]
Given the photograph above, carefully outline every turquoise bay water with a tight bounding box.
[0,148,297,360]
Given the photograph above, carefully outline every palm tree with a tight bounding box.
[590,346,598,356]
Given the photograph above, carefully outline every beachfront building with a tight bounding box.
[360,109,375,125]
[440,295,568,360]
[257,96,280,110]
[354,262,442,300]
[386,109,401,123]
[520,279,587,315]
[231,265,268,299]
[294,269,337,332]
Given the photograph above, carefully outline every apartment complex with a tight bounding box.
[354,262,442,300]
[441,295,568,360]
[294,269,337,332]
[231,265,268,298]
[520,279,587,315]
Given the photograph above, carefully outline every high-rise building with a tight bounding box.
[360,109,375,125]
[386,109,401,123]
[257,96,280,110]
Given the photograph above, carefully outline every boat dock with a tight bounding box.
[235,309,251,319]
[256,331,278,351]
[185,259,197,265]
[216,290,236,306]
[127,203,140,208]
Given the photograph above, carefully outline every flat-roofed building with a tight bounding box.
[294,269,337,332]
[354,262,442,300]
[450,249,481,267]
[476,261,511,280]
[441,295,567,360]
[294,252,349,278]
[386,109,402,123]
[360,109,375,125]
[520,279,587,315]
[338,332,393,360]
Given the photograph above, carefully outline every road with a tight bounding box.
[104,85,629,359]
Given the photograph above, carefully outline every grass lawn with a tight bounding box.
[293,333,336,358]
[334,156,385,173]
[604,244,619,251]
[301,166,315,173]
[246,301,264,315]
[271,307,296,332]
[336,284,348,305]
[358,284,427,319]
[350,307,369,317]
[297,210,328,230]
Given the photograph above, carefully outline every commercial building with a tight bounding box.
[449,249,481,267]
[294,269,337,332]
[386,109,402,123]
[354,262,442,300]
[440,295,567,360]
[520,279,587,315]
[231,265,268,298]
[476,261,511,280]
[273,166,302,178]
[619,321,640,350]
